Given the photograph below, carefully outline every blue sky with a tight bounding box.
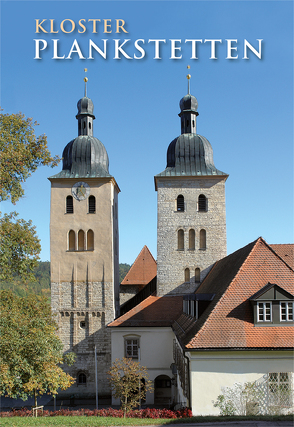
[0,0,293,265]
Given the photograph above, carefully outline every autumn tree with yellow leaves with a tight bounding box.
[0,291,75,406]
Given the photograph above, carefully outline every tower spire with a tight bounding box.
[187,65,191,94]
[84,68,88,97]
[76,70,95,137]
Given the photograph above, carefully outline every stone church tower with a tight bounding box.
[155,79,228,296]
[49,82,120,397]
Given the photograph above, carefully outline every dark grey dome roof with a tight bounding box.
[52,135,111,179]
[156,133,226,177]
[76,96,94,118]
[50,92,113,179]
[179,94,198,114]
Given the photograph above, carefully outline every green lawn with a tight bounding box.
[0,415,293,427]
[0,416,168,427]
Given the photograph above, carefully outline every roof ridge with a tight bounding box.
[142,245,157,264]
[189,238,260,345]
[121,245,156,285]
[267,242,294,271]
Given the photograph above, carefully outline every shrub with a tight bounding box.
[0,406,192,418]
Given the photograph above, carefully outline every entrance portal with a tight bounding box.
[154,375,172,407]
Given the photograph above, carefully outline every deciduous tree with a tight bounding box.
[108,357,153,417]
[0,212,41,282]
[0,109,59,282]
[0,291,75,406]
[0,110,59,204]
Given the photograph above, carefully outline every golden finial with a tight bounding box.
[84,68,88,97]
[186,65,191,94]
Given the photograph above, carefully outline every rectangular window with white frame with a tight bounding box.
[125,338,139,359]
[280,301,293,321]
[257,302,272,322]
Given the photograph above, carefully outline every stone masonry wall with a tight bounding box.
[119,285,142,306]
[52,280,114,397]
[156,177,227,296]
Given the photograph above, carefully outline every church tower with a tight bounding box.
[155,74,228,296]
[49,76,120,397]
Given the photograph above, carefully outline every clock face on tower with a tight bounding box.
[71,182,90,201]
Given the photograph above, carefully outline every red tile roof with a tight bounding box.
[174,238,294,350]
[109,295,183,327]
[121,245,157,286]
[270,244,294,269]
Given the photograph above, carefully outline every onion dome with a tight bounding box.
[77,96,94,118]
[179,93,198,115]
[50,95,112,179]
[156,92,227,177]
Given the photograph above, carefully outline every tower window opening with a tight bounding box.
[87,229,94,251]
[89,122,91,129]
[80,320,86,329]
[88,195,96,213]
[195,268,200,283]
[83,121,86,129]
[68,230,75,251]
[200,229,206,250]
[198,194,207,212]
[78,373,87,384]
[178,229,184,250]
[78,230,85,251]
[66,195,73,214]
[192,120,195,128]
[185,268,190,282]
[177,195,184,211]
[186,119,190,128]
[189,229,195,250]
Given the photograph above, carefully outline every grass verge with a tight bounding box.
[0,415,293,427]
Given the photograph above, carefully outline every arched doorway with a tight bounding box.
[154,375,172,406]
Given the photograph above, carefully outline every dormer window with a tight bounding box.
[183,293,215,319]
[257,302,272,322]
[280,302,293,321]
[250,283,294,326]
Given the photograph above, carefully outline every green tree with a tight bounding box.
[119,263,131,284]
[0,290,75,406]
[0,110,59,204]
[0,212,41,283]
[108,357,153,417]
[0,109,59,281]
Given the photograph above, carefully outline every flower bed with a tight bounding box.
[0,407,192,419]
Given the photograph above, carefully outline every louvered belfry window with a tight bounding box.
[198,194,207,212]
[88,196,96,214]
[66,195,73,213]
[177,195,184,211]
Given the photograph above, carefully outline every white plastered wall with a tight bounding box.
[188,350,294,416]
[110,327,175,405]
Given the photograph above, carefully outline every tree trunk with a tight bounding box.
[34,389,37,408]
[124,395,127,418]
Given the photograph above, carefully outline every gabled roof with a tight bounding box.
[109,295,183,328]
[173,238,294,350]
[270,244,294,269]
[121,246,157,286]
[249,282,294,301]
